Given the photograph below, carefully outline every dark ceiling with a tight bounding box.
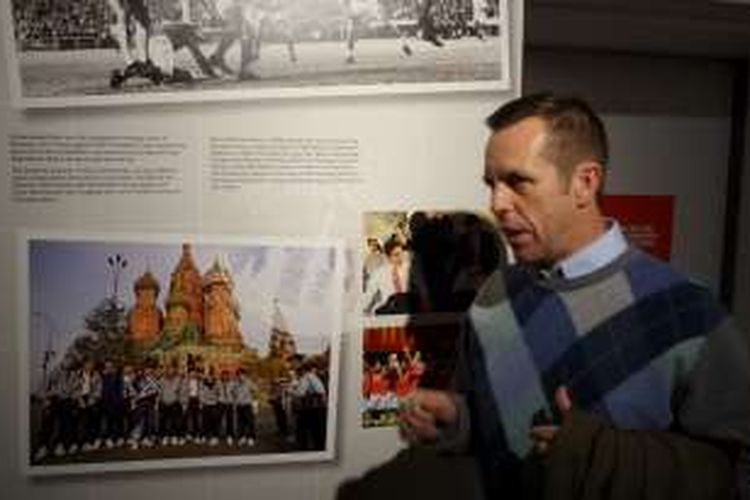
[527,0,750,58]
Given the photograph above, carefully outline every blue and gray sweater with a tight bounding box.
[454,248,750,497]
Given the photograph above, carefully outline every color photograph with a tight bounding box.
[361,321,460,428]
[4,0,510,107]
[362,210,503,317]
[21,234,343,474]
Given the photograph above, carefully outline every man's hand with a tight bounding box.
[529,386,572,456]
[398,389,458,444]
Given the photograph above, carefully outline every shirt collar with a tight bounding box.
[553,220,628,280]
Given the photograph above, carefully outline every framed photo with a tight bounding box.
[20,232,343,475]
[2,0,511,108]
[360,209,504,427]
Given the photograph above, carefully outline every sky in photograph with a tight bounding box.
[28,238,342,381]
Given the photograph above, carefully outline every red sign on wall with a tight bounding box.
[601,195,675,261]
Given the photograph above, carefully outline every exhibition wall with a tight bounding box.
[2,3,749,500]
[0,0,522,499]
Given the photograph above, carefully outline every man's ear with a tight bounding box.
[570,161,603,208]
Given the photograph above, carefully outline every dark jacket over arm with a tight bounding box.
[543,410,735,500]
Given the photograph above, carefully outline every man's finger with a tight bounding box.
[398,417,418,442]
[530,424,560,457]
[555,386,572,414]
[529,425,558,442]
[397,389,459,444]
[399,409,439,442]
[534,440,551,456]
[400,402,437,430]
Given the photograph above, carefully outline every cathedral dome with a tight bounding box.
[203,259,233,289]
[134,270,160,293]
[166,290,189,309]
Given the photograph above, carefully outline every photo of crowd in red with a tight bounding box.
[361,322,460,427]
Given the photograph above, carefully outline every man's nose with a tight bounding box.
[490,183,514,216]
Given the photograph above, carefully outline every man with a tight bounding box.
[217,370,236,446]
[32,370,62,461]
[130,364,159,449]
[121,363,136,447]
[106,0,162,87]
[269,373,292,440]
[108,0,216,88]
[233,368,258,447]
[400,93,750,499]
[340,0,414,64]
[183,367,203,443]
[100,359,124,449]
[201,367,221,446]
[362,237,386,292]
[151,0,219,82]
[363,237,409,314]
[76,360,102,452]
[364,236,425,315]
[158,364,184,446]
[291,362,327,450]
[207,0,269,80]
[105,0,148,70]
[53,360,80,456]
[250,0,298,64]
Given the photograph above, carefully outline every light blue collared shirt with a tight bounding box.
[554,220,628,279]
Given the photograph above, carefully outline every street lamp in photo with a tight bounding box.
[107,253,128,302]
[32,311,57,393]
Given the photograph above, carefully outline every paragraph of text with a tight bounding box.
[209,137,361,190]
[9,134,187,203]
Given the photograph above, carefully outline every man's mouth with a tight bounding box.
[502,227,532,245]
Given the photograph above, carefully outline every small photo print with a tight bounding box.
[362,210,503,317]
[361,321,461,428]
[22,234,343,475]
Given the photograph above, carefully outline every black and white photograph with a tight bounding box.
[3,0,510,107]
[20,233,343,475]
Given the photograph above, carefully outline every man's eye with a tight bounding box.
[506,174,529,189]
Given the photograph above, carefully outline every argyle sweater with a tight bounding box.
[454,247,750,498]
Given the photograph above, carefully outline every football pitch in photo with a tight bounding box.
[16,36,504,99]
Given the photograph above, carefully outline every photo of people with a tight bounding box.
[23,235,343,474]
[361,322,460,428]
[4,0,510,106]
[362,210,504,317]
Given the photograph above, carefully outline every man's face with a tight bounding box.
[388,246,405,267]
[484,117,579,266]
